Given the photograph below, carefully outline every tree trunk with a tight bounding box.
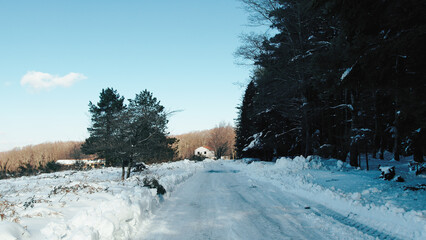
[413,129,424,163]
[121,160,125,180]
[342,88,350,162]
[350,143,359,167]
[293,3,310,158]
[304,104,311,157]
[349,91,359,167]
[393,105,400,161]
[358,150,361,168]
[372,90,378,159]
[126,159,133,179]
[365,144,369,170]
[302,94,311,157]
[393,129,400,161]
[413,146,424,163]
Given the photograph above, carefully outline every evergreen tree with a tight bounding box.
[236,0,426,165]
[82,88,125,166]
[235,79,257,158]
[83,88,177,179]
[237,0,337,160]
[119,90,176,178]
[315,0,426,162]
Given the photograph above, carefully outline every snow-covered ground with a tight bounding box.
[0,156,424,239]
[0,160,204,240]
[232,155,426,239]
[137,161,375,240]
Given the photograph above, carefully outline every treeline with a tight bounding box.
[174,123,236,160]
[82,88,176,179]
[235,0,426,165]
[0,141,86,174]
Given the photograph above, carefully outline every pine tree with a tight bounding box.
[237,0,338,159]
[237,0,426,165]
[83,88,176,179]
[82,88,125,166]
[315,0,426,163]
[235,80,257,158]
[120,90,176,178]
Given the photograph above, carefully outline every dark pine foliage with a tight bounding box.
[82,88,177,179]
[235,0,426,165]
[81,88,125,166]
[235,80,257,159]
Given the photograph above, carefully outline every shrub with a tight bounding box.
[73,160,86,171]
[44,161,62,172]
[18,162,37,176]
[190,154,205,161]
[143,177,166,195]
[132,162,146,172]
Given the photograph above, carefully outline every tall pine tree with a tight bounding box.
[118,90,176,178]
[82,88,125,166]
[235,79,257,158]
[237,0,425,165]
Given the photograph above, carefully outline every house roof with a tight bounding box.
[202,146,213,151]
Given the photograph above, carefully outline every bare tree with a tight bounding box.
[234,1,280,66]
[173,123,236,160]
[235,33,269,65]
[239,0,280,26]
[173,130,210,159]
[208,122,236,159]
[0,141,87,173]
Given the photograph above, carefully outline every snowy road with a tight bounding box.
[137,162,374,240]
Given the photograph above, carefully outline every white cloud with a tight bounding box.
[20,71,87,91]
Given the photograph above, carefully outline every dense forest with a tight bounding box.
[235,0,426,166]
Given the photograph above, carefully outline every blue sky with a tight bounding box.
[0,0,256,151]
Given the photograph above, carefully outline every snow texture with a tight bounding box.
[0,160,204,240]
[233,155,425,239]
[0,156,424,239]
[341,67,353,80]
[137,161,375,240]
[243,133,262,151]
[330,104,354,111]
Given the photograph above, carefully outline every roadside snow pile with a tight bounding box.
[0,159,204,240]
[0,221,31,240]
[233,156,426,240]
[274,156,325,171]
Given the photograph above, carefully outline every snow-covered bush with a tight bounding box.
[143,177,166,195]
[409,162,426,175]
[190,154,206,161]
[132,162,147,172]
[378,166,395,181]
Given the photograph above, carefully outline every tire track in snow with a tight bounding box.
[308,204,402,240]
[138,162,398,239]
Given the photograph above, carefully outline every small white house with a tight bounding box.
[194,146,215,159]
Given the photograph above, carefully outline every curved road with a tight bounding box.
[137,163,377,240]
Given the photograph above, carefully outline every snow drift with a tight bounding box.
[232,156,425,239]
[0,160,204,240]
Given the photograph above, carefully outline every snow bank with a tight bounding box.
[230,156,426,239]
[274,156,323,171]
[40,188,157,239]
[0,221,31,240]
[0,160,204,239]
